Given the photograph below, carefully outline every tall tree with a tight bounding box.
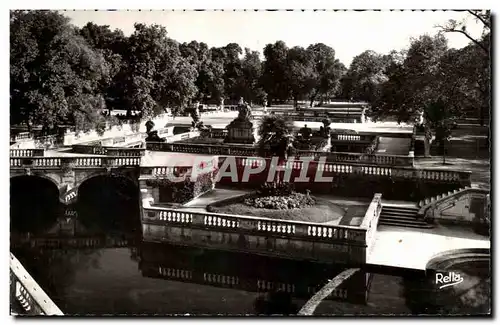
[10,10,111,134]
[374,34,457,156]
[79,22,128,112]
[285,46,317,108]
[340,50,389,103]
[240,48,265,105]
[262,41,289,104]
[306,43,346,106]
[222,43,243,101]
[123,23,198,117]
[436,10,491,125]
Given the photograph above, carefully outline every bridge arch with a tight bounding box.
[10,173,61,192]
[10,175,61,233]
[76,172,141,233]
[76,170,139,190]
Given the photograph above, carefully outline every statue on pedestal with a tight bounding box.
[145,120,165,142]
[224,102,255,144]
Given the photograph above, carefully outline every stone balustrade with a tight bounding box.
[295,151,414,166]
[336,134,361,141]
[10,156,141,169]
[11,132,32,142]
[226,156,470,183]
[210,129,228,138]
[146,141,257,157]
[417,187,489,218]
[10,149,45,157]
[10,253,63,315]
[142,207,367,245]
[72,144,145,156]
[146,141,414,166]
[360,194,383,258]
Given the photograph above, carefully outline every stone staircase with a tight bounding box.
[379,205,433,229]
[417,187,470,208]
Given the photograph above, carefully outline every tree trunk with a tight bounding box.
[442,141,446,165]
[424,136,431,157]
[424,124,432,158]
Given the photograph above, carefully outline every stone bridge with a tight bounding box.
[10,155,142,205]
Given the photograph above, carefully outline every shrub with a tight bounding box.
[257,182,295,197]
[145,171,216,204]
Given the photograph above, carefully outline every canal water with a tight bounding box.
[10,176,490,316]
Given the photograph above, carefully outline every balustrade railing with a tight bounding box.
[10,156,142,169]
[223,156,470,183]
[146,142,258,157]
[9,149,45,157]
[11,132,32,142]
[142,207,367,245]
[10,253,63,316]
[295,151,414,166]
[417,187,489,217]
[72,144,145,156]
[146,141,413,166]
[360,194,383,256]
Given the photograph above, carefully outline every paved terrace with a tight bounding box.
[367,224,490,272]
[147,185,490,273]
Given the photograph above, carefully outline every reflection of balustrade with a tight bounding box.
[11,234,130,249]
[10,253,63,315]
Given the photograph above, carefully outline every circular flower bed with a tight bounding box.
[244,192,315,210]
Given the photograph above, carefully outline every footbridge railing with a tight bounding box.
[10,253,63,316]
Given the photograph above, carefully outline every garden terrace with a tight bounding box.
[140,193,383,265]
[206,192,370,225]
[215,156,471,200]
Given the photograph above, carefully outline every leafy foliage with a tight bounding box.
[146,172,215,204]
[257,115,295,159]
[340,50,390,103]
[11,10,490,137]
[10,10,110,134]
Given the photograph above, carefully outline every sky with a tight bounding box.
[60,10,486,66]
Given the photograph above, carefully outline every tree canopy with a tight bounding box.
[10,10,491,135]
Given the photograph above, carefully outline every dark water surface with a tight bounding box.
[10,176,490,316]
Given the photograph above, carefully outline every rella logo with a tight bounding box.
[435,272,464,289]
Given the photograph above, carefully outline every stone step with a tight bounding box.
[379,216,422,223]
[378,220,434,229]
[382,206,419,213]
[379,213,422,221]
[380,210,418,218]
